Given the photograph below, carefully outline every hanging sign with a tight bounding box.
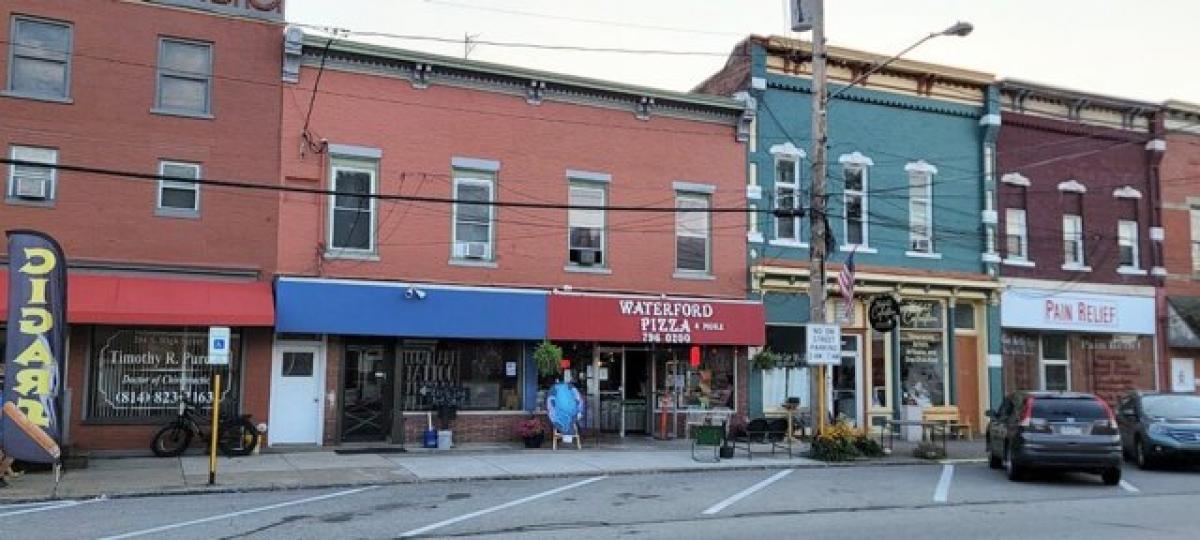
[805,323,841,366]
[868,295,899,333]
[2,230,67,463]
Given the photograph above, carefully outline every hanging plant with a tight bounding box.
[533,340,564,378]
[751,348,780,371]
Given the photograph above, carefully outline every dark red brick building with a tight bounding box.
[1160,100,1200,394]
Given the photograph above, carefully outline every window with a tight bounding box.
[843,165,867,246]
[7,17,71,100]
[1006,208,1028,260]
[398,341,523,411]
[452,169,495,261]
[1192,208,1200,274]
[954,303,976,330]
[675,193,710,273]
[281,352,314,377]
[899,300,946,407]
[762,367,809,411]
[1040,334,1070,391]
[1118,219,1139,269]
[157,161,200,215]
[1063,214,1084,266]
[568,183,605,267]
[908,168,933,253]
[156,38,212,116]
[328,162,376,252]
[7,145,57,202]
[774,157,801,242]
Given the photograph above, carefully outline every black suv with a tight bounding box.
[1117,391,1200,468]
[987,391,1122,485]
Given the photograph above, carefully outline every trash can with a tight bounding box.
[437,430,453,450]
[422,428,438,448]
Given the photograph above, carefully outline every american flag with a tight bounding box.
[837,247,857,318]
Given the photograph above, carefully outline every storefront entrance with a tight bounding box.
[341,342,391,442]
[829,335,863,427]
[269,342,325,445]
[591,347,651,436]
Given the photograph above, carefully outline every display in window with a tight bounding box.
[900,331,945,407]
[399,340,522,411]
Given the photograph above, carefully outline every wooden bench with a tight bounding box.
[922,406,972,441]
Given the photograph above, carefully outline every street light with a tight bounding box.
[829,21,974,100]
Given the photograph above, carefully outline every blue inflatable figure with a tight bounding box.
[546,382,584,443]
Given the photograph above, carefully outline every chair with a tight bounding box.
[552,422,583,450]
[691,424,725,462]
[733,418,769,460]
[766,418,793,458]
[923,406,972,441]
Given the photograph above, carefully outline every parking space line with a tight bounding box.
[1119,479,1140,493]
[98,486,378,540]
[933,464,954,503]
[701,469,793,515]
[399,476,606,538]
[0,499,98,518]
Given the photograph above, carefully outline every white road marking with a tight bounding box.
[701,469,794,515]
[98,486,378,540]
[1119,479,1140,493]
[399,476,606,538]
[933,464,955,503]
[0,500,79,517]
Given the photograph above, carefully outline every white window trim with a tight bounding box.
[6,145,58,204]
[1063,214,1085,266]
[156,160,201,217]
[153,37,214,118]
[773,155,802,243]
[451,173,496,262]
[839,152,873,249]
[326,162,377,256]
[1039,335,1071,392]
[1061,263,1093,272]
[1113,186,1143,199]
[1117,219,1141,271]
[906,161,936,254]
[1000,173,1030,187]
[566,180,606,269]
[1005,208,1029,261]
[1191,208,1200,274]
[1003,258,1036,268]
[1057,179,1087,193]
[5,16,73,102]
[674,192,711,275]
[768,142,806,160]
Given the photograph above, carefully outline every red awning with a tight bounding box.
[547,291,765,346]
[1,273,273,326]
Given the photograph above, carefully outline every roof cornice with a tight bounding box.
[752,35,995,87]
[1000,78,1158,111]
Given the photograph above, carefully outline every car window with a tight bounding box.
[1030,397,1107,420]
[1142,395,1200,419]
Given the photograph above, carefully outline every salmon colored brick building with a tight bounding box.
[0,0,284,452]
[269,30,762,447]
[1160,100,1200,394]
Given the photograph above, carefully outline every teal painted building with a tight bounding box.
[697,36,1004,433]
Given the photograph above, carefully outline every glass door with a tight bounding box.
[342,343,391,442]
[830,335,863,427]
[594,348,623,433]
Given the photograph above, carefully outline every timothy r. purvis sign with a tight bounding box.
[145,0,285,23]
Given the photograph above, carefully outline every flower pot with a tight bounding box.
[719,445,735,459]
[523,433,545,448]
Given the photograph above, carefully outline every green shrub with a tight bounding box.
[912,441,946,460]
[854,434,885,457]
[809,419,861,462]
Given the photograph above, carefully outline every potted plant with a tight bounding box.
[516,417,546,448]
[751,348,780,371]
[534,340,564,379]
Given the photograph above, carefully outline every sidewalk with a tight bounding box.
[0,438,985,503]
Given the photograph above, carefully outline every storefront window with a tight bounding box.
[954,303,976,330]
[87,327,241,423]
[900,300,946,407]
[679,347,736,409]
[1040,334,1070,391]
[398,340,522,411]
[871,330,888,409]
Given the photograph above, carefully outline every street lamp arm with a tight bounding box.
[826,22,972,100]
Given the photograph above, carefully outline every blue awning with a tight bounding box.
[275,277,547,340]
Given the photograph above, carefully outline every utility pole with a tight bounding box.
[807,0,829,434]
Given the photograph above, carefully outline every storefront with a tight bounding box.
[546,291,764,438]
[1001,288,1158,404]
[0,271,275,452]
[273,277,547,446]
[1164,297,1200,394]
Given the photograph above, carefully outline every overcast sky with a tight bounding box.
[287,0,1198,104]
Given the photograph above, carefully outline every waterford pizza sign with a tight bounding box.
[547,293,765,346]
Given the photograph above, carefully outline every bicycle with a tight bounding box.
[150,397,259,457]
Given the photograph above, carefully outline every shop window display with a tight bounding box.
[899,300,946,407]
[399,340,523,411]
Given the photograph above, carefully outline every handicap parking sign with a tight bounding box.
[208,327,231,365]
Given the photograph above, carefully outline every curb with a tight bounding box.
[0,456,977,505]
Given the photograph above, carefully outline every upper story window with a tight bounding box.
[769,143,805,244]
[906,161,936,254]
[839,152,873,248]
[328,160,376,254]
[156,38,213,117]
[1063,214,1085,267]
[675,192,711,274]
[452,169,495,262]
[1005,208,1028,261]
[1118,219,1140,270]
[568,182,605,268]
[1191,208,1200,275]
[7,145,57,203]
[6,16,72,101]
[157,161,201,216]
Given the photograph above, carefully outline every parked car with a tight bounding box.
[986,391,1122,485]
[1117,391,1200,469]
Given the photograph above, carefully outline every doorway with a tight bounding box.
[341,342,391,442]
[269,343,324,445]
[589,347,651,437]
[829,334,863,427]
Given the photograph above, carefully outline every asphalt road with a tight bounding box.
[2,461,1198,539]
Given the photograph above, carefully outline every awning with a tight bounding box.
[1168,296,1200,348]
[1,273,274,326]
[547,291,765,346]
[275,277,547,339]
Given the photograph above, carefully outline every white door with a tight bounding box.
[269,344,324,445]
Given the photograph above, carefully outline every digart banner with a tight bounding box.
[2,230,67,463]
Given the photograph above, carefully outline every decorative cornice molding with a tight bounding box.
[838,151,874,167]
[764,79,981,119]
[769,142,806,159]
[904,159,938,175]
[1000,172,1030,187]
[1113,186,1143,199]
[1057,179,1087,193]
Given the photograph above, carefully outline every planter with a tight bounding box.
[719,445,735,459]
[522,433,545,449]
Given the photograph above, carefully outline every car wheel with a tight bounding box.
[1135,437,1155,470]
[1004,443,1023,482]
[1102,468,1121,486]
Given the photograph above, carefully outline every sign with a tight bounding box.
[145,0,285,23]
[868,295,899,332]
[789,0,817,32]
[546,293,765,346]
[805,324,841,366]
[207,326,231,365]
[900,332,943,364]
[1172,358,1197,393]
[899,300,943,330]
[2,230,67,463]
[1001,289,1155,334]
[505,361,517,377]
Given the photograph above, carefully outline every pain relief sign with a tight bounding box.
[1001,288,1155,335]
[547,292,765,346]
[1,230,67,463]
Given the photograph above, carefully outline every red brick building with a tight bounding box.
[995,80,1164,404]
[0,0,284,452]
[270,31,761,446]
[1160,100,1200,394]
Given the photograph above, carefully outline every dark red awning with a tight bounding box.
[1,273,273,326]
[547,291,765,346]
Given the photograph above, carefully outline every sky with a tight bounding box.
[286,0,1199,104]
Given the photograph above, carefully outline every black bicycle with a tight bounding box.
[150,397,258,457]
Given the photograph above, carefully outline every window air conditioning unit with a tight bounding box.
[576,249,597,266]
[911,238,930,253]
[456,241,490,259]
[14,176,49,199]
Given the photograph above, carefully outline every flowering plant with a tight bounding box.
[516,418,545,438]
